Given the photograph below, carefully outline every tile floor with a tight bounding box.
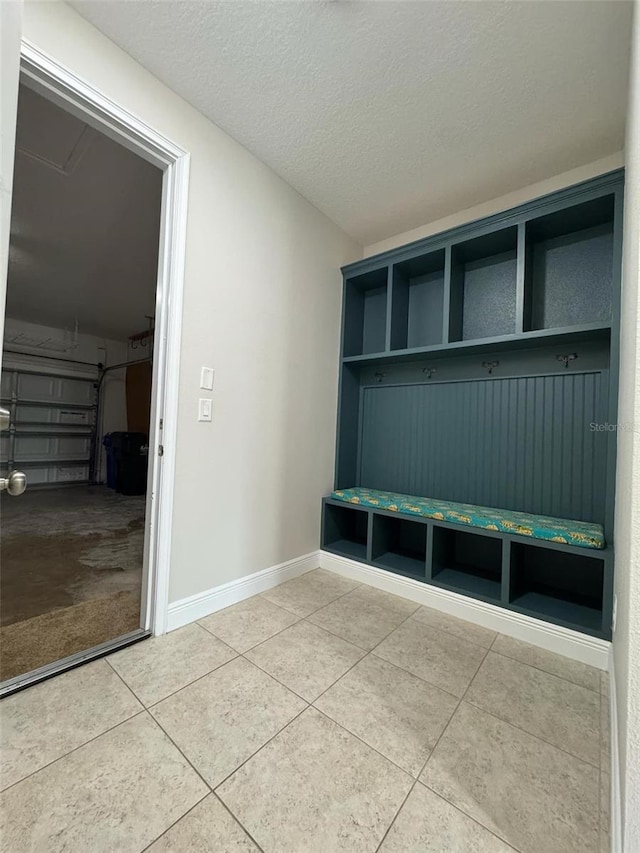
[0,568,611,853]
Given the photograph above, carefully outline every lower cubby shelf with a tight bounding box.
[431,526,503,603]
[322,502,368,561]
[320,499,610,638]
[509,542,605,634]
[431,568,501,603]
[510,592,603,634]
[371,514,427,580]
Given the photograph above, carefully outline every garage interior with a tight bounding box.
[0,84,163,682]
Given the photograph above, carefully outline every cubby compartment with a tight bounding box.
[343,268,388,357]
[390,250,445,350]
[450,227,518,342]
[524,195,614,331]
[322,502,369,560]
[432,526,503,601]
[371,513,427,580]
[509,542,604,633]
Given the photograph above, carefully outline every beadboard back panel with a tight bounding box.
[358,371,607,524]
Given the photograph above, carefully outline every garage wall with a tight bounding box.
[20,1,361,603]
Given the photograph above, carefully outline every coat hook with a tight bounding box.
[422,367,437,379]
[482,361,499,375]
[374,372,385,384]
[556,353,578,369]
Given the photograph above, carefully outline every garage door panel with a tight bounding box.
[20,464,90,486]
[16,404,94,427]
[16,374,95,406]
[13,434,91,462]
[1,367,97,486]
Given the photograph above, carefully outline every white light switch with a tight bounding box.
[200,367,215,391]
[198,398,213,422]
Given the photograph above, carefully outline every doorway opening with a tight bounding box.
[0,43,189,695]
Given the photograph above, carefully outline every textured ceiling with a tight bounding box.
[8,84,162,341]
[71,1,632,246]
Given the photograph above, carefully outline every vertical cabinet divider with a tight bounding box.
[366,510,374,563]
[442,245,454,344]
[425,522,434,581]
[515,222,527,334]
[501,538,511,605]
[384,265,393,353]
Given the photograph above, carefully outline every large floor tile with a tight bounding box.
[218,707,412,853]
[308,587,411,650]
[412,605,497,649]
[379,782,516,852]
[199,595,299,653]
[421,702,600,853]
[261,569,358,617]
[0,713,207,853]
[245,620,365,701]
[315,654,457,776]
[373,618,486,697]
[0,659,141,790]
[492,633,601,692]
[108,623,236,706]
[341,583,420,616]
[147,793,260,852]
[465,651,601,765]
[150,657,305,787]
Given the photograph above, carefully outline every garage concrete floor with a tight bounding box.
[0,486,144,681]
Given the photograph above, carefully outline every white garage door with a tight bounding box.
[0,367,98,486]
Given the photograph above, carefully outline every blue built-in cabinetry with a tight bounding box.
[322,171,623,640]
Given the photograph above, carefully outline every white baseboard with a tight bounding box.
[319,550,611,670]
[167,548,611,669]
[166,551,320,632]
[609,649,621,853]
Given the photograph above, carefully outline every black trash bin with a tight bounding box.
[103,432,148,495]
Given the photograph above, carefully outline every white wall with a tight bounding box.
[19,1,361,602]
[614,2,640,849]
[364,153,624,258]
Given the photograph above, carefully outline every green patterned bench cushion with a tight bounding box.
[330,487,605,550]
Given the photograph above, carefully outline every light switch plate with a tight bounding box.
[198,398,213,422]
[200,367,215,391]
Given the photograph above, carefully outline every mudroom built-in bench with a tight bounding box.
[321,171,622,640]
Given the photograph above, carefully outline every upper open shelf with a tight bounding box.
[450,227,518,342]
[390,249,445,350]
[343,268,388,358]
[341,183,618,364]
[524,195,614,332]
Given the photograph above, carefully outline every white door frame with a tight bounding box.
[18,39,189,637]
